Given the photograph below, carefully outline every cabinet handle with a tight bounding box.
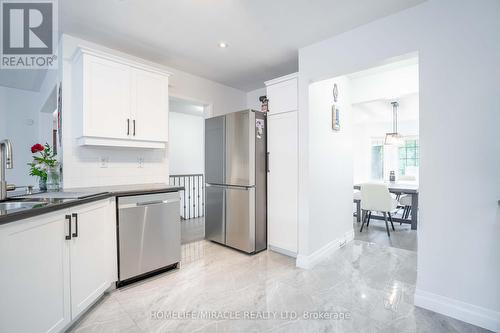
[72,213,78,238]
[65,215,72,240]
[127,118,130,135]
[266,152,270,173]
[133,119,136,136]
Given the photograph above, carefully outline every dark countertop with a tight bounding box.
[67,183,184,197]
[0,183,184,226]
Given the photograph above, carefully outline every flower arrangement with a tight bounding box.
[28,143,58,182]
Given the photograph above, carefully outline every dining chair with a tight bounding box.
[399,194,412,222]
[360,183,398,237]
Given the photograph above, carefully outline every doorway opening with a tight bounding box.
[349,56,420,251]
[307,54,420,253]
[168,96,208,245]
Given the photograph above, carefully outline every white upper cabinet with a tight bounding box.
[265,73,298,114]
[72,47,171,149]
[132,68,169,142]
[82,55,132,140]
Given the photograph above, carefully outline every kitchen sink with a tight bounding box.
[0,201,48,211]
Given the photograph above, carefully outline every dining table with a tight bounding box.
[353,182,419,230]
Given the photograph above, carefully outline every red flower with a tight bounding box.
[31,143,45,154]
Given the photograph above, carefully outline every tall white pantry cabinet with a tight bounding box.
[265,73,299,256]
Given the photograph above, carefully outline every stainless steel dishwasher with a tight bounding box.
[117,192,180,286]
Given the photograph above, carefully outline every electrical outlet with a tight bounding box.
[138,157,144,168]
[99,157,109,168]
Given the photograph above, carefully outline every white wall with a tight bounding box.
[38,111,55,149]
[169,98,204,116]
[0,66,58,187]
[37,70,58,115]
[0,86,42,186]
[246,87,266,110]
[298,0,500,330]
[168,112,204,175]
[349,62,419,104]
[59,34,246,188]
[36,69,59,165]
[299,76,354,264]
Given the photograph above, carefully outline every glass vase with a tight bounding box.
[39,178,47,191]
[46,166,60,192]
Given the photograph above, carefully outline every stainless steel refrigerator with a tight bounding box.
[205,109,267,253]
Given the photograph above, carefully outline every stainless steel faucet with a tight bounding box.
[0,139,13,201]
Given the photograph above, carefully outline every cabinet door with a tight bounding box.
[267,78,298,114]
[84,55,132,139]
[0,211,71,333]
[132,69,169,142]
[267,112,298,254]
[69,199,117,319]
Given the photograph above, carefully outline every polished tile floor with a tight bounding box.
[69,239,487,333]
[353,217,418,252]
[181,217,205,244]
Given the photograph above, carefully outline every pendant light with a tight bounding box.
[385,101,404,146]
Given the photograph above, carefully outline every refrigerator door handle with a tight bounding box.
[266,152,270,173]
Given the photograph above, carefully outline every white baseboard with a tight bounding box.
[269,245,297,258]
[414,289,500,332]
[296,229,354,269]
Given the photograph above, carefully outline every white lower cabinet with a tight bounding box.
[69,199,117,319]
[0,198,117,333]
[0,211,72,333]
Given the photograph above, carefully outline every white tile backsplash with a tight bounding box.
[62,143,169,188]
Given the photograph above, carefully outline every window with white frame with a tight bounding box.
[371,139,384,180]
[370,137,419,180]
[398,139,419,176]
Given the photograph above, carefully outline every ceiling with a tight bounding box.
[60,0,425,91]
[0,69,48,92]
[351,58,419,124]
[353,93,419,124]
